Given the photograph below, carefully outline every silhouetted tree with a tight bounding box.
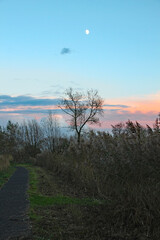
[59,88,103,144]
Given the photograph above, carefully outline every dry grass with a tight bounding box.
[28,164,160,240]
[34,122,160,239]
[0,154,13,171]
[1,118,160,238]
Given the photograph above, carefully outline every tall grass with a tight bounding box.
[0,154,13,171]
[35,121,160,238]
[1,117,160,237]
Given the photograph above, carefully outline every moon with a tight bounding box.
[85,29,90,35]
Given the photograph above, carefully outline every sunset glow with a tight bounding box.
[0,92,159,129]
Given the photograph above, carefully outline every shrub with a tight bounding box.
[0,154,13,171]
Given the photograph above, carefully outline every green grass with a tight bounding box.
[18,164,105,239]
[0,165,16,188]
[20,163,103,207]
[30,194,103,207]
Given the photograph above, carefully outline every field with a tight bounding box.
[1,119,160,239]
[24,159,160,240]
[25,165,106,240]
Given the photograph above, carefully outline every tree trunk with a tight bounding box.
[77,131,81,145]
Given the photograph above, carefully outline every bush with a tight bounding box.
[34,121,160,238]
[0,154,13,171]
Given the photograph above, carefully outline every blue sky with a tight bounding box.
[0,0,160,128]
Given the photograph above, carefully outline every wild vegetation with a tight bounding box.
[0,154,13,171]
[0,165,15,189]
[1,110,160,239]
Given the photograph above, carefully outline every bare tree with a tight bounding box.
[59,88,103,144]
[21,119,43,157]
[41,111,60,152]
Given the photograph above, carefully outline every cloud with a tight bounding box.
[0,92,159,129]
[0,108,61,114]
[40,90,54,96]
[103,104,129,108]
[61,48,71,55]
[98,110,157,130]
[0,95,60,107]
[69,81,80,86]
[0,95,64,126]
[99,92,160,129]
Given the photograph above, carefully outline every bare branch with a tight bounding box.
[58,88,104,144]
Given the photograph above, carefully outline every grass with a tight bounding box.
[9,160,160,239]
[20,164,106,239]
[24,162,160,239]
[0,164,16,188]
[30,194,103,207]
[21,164,103,207]
[3,160,160,239]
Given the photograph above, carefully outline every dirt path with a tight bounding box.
[0,167,31,240]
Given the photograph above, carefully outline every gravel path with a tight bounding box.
[0,167,31,240]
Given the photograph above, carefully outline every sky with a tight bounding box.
[0,0,160,130]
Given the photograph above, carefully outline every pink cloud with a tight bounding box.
[100,92,160,129]
[104,91,160,114]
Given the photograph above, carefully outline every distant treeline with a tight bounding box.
[0,114,160,163]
